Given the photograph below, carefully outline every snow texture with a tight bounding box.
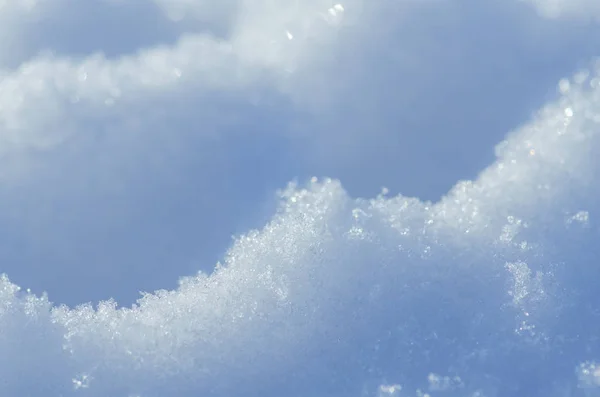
[522,0,600,19]
[0,0,600,396]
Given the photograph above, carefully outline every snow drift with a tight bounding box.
[0,0,600,396]
[1,69,600,395]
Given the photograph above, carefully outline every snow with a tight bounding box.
[0,0,599,396]
[523,0,600,19]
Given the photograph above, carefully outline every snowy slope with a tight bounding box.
[0,0,599,396]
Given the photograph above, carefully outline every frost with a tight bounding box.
[379,384,402,396]
[578,362,600,388]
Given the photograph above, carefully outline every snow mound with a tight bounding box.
[0,66,600,396]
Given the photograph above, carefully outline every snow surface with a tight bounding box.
[1,0,600,396]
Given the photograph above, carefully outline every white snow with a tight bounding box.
[0,0,599,396]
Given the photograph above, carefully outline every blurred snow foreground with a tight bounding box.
[2,1,600,397]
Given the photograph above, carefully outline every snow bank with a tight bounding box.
[0,0,600,396]
[0,68,599,395]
